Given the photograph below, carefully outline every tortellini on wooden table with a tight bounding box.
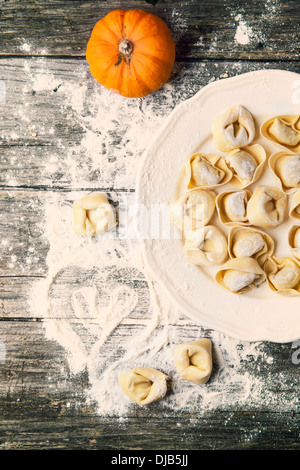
[216,189,251,225]
[261,114,300,153]
[246,186,287,228]
[215,257,267,294]
[173,339,212,385]
[212,105,256,152]
[118,367,168,406]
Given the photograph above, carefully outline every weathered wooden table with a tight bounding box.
[0,0,300,451]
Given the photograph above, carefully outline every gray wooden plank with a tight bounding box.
[0,0,299,60]
[1,58,299,191]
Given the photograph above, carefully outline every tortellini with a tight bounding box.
[246,186,287,228]
[172,107,300,297]
[184,225,228,266]
[289,190,300,219]
[228,225,274,267]
[288,225,300,261]
[212,105,256,152]
[173,339,212,385]
[118,367,168,406]
[186,153,232,189]
[215,257,266,294]
[73,192,116,236]
[225,144,266,188]
[269,152,300,193]
[216,190,251,225]
[170,188,216,231]
[265,256,300,295]
[261,114,300,152]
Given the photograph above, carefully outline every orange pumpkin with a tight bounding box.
[86,9,175,98]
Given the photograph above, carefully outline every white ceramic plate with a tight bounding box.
[136,69,300,343]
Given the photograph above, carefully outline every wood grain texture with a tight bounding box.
[0,0,299,60]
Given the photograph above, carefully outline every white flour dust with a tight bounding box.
[29,190,296,417]
[234,15,254,45]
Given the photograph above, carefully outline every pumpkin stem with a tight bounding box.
[119,39,133,56]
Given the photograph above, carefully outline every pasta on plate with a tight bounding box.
[265,256,300,295]
[225,144,266,189]
[73,192,116,236]
[228,225,274,268]
[170,188,216,231]
[246,186,287,228]
[289,190,300,219]
[288,225,300,261]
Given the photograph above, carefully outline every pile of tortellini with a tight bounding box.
[171,105,300,295]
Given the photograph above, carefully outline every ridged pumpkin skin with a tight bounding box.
[86,9,175,98]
